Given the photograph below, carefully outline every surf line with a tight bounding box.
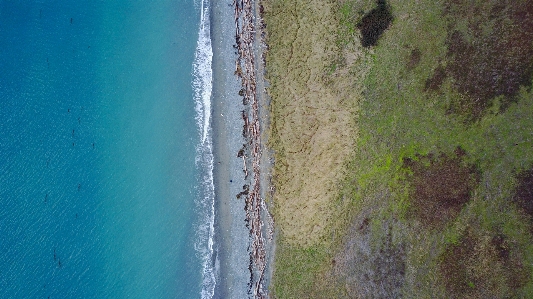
[192,0,216,298]
[234,0,273,297]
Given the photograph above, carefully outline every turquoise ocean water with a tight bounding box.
[0,0,216,298]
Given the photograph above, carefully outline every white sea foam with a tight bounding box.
[192,0,215,298]
[193,0,213,145]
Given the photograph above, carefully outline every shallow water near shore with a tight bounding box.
[0,0,215,297]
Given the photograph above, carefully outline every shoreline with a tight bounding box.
[255,0,277,298]
[233,0,274,296]
[210,0,250,297]
[252,0,276,293]
[210,0,273,297]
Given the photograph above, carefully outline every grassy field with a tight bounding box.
[264,0,533,298]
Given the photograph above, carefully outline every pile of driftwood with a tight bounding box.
[234,0,270,297]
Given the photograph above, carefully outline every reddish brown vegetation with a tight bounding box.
[424,65,446,91]
[403,148,480,227]
[513,167,533,220]
[440,230,529,298]
[406,48,421,70]
[442,0,533,120]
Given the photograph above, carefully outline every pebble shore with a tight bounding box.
[233,0,273,297]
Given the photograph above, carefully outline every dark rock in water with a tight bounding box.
[357,0,393,48]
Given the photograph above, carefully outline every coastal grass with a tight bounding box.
[263,0,364,247]
[265,0,533,297]
[264,0,366,296]
[338,0,533,297]
[271,242,347,299]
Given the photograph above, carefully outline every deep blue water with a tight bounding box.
[0,0,212,298]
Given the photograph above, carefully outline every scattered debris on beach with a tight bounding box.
[234,0,273,297]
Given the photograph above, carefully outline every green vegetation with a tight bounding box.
[337,0,533,297]
[265,0,533,297]
[272,243,344,299]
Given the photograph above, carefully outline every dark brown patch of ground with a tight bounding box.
[440,228,529,298]
[513,167,533,222]
[403,147,480,227]
[424,65,446,91]
[407,48,421,70]
[442,0,533,120]
[357,0,393,48]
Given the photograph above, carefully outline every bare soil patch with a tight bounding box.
[424,65,446,92]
